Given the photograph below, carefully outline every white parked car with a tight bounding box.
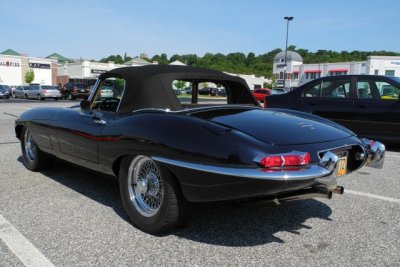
[26,84,61,100]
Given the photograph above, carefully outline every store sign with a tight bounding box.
[91,69,107,74]
[0,60,20,67]
[390,61,400,66]
[29,63,50,69]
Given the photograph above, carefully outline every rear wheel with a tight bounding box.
[119,155,185,234]
[21,127,54,171]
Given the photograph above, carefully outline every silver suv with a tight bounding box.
[26,84,61,100]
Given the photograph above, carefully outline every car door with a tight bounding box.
[301,76,355,130]
[28,84,40,98]
[53,108,104,163]
[55,76,126,165]
[353,76,400,141]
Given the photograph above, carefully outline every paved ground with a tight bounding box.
[0,99,399,266]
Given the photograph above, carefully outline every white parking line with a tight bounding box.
[0,215,55,267]
[346,189,400,204]
[386,154,400,158]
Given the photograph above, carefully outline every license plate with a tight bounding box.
[336,156,348,177]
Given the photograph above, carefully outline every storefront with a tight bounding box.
[0,56,22,85]
[273,52,400,88]
[0,53,56,86]
[57,58,153,87]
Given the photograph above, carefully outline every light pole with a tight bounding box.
[283,16,293,89]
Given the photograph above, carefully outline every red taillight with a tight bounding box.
[259,152,310,168]
[43,90,47,94]
[370,140,375,146]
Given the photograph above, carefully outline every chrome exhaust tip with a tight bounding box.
[276,188,332,203]
[332,186,344,195]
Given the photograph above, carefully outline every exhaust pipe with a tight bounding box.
[275,188,332,203]
[332,186,344,195]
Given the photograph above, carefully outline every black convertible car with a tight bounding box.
[15,65,385,233]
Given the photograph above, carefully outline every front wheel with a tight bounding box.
[21,127,54,171]
[119,155,185,234]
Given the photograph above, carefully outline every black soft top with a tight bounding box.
[98,65,257,115]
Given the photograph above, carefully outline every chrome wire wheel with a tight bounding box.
[128,156,164,217]
[23,128,36,163]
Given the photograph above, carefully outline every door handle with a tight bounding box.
[93,118,106,125]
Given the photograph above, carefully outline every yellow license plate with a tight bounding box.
[336,156,348,177]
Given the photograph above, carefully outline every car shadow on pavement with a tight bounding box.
[173,199,332,246]
[17,156,131,223]
[19,157,333,246]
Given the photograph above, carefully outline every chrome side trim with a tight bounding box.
[152,156,332,181]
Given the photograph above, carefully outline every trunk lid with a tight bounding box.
[189,108,352,146]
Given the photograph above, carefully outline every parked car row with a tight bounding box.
[0,82,94,101]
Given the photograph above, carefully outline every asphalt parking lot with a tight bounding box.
[0,99,399,266]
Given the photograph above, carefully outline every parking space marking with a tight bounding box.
[0,215,55,267]
[386,154,400,158]
[346,189,400,204]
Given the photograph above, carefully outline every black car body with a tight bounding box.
[62,83,90,100]
[266,75,400,143]
[15,66,385,233]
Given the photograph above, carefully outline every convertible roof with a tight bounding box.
[99,65,257,115]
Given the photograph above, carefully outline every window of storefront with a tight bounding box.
[385,70,395,76]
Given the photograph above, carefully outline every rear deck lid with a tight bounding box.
[190,108,352,146]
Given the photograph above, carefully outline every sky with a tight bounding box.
[1,0,399,60]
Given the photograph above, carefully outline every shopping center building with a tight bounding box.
[56,57,153,86]
[0,49,57,86]
[273,51,400,88]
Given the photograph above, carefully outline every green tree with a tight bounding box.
[173,80,186,89]
[24,69,34,84]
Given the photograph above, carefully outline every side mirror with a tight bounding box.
[80,99,91,110]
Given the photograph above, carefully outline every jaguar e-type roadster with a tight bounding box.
[15,65,385,233]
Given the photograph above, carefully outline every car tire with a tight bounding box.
[25,94,28,99]
[13,93,16,98]
[21,127,54,171]
[119,155,186,234]
[54,97,59,101]
[38,94,45,101]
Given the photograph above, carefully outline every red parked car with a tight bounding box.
[252,88,271,102]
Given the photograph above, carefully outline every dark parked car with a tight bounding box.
[265,75,400,143]
[198,87,215,95]
[252,88,271,102]
[62,83,90,100]
[210,87,227,97]
[15,66,385,233]
[0,85,10,99]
